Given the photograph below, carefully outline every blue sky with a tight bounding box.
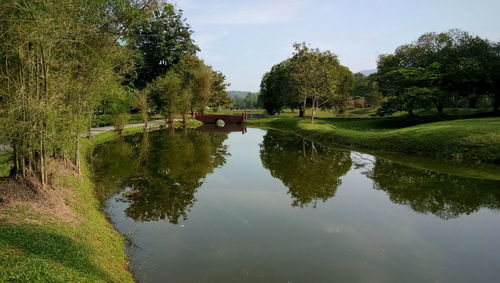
[172,0,500,92]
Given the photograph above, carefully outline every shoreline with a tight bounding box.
[246,117,500,180]
[0,120,200,282]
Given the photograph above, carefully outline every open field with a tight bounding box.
[206,107,494,119]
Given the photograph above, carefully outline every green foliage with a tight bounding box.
[232,92,262,109]
[209,71,232,111]
[128,3,199,89]
[259,43,354,120]
[375,29,500,115]
[110,113,130,132]
[151,70,184,122]
[351,73,382,107]
[0,0,142,185]
[260,61,293,114]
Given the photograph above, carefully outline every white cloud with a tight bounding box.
[192,0,306,25]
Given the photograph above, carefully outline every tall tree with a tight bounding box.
[0,0,142,185]
[209,71,231,111]
[128,3,199,89]
[289,43,354,122]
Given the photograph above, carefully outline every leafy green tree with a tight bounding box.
[135,89,149,128]
[260,43,354,120]
[260,61,294,115]
[192,65,213,114]
[290,43,353,122]
[150,70,183,124]
[376,63,444,116]
[128,3,199,89]
[0,0,142,185]
[209,71,232,111]
[351,73,382,107]
[376,29,499,115]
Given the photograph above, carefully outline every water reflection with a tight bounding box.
[92,129,230,223]
[92,128,500,282]
[259,130,352,207]
[365,158,500,219]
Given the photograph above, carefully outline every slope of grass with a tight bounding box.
[0,129,148,282]
[0,120,205,282]
[247,117,500,165]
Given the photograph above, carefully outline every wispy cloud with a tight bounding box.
[188,0,306,25]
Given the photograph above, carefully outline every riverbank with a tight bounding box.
[0,128,152,282]
[246,117,500,165]
[0,119,204,281]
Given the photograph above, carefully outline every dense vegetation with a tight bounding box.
[259,43,354,121]
[374,29,500,116]
[229,91,262,109]
[259,30,500,120]
[0,0,230,187]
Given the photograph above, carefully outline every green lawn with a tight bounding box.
[247,117,500,166]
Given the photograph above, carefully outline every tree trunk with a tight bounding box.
[88,118,92,138]
[299,105,304,117]
[468,94,478,108]
[408,108,414,117]
[436,102,444,117]
[302,98,307,118]
[494,92,499,114]
[311,99,317,123]
[182,112,187,128]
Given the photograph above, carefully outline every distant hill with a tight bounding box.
[358,69,377,76]
[228,91,252,99]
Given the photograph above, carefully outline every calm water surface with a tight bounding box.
[91,127,500,283]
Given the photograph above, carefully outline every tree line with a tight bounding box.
[0,0,230,187]
[260,30,500,119]
[374,29,500,116]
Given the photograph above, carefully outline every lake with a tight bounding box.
[91,126,500,283]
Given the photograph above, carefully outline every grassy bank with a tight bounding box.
[0,120,204,282]
[0,128,157,282]
[247,117,500,165]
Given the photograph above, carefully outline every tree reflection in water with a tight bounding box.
[366,158,500,219]
[260,130,352,207]
[92,129,230,224]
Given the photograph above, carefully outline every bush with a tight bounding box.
[110,113,130,133]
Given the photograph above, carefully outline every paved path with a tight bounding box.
[0,119,172,153]
[88,119,170,137]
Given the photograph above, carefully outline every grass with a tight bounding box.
[0,119,205,282]
[247,117,500,167]
[0,154,11,177]
[0,129,149,282]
